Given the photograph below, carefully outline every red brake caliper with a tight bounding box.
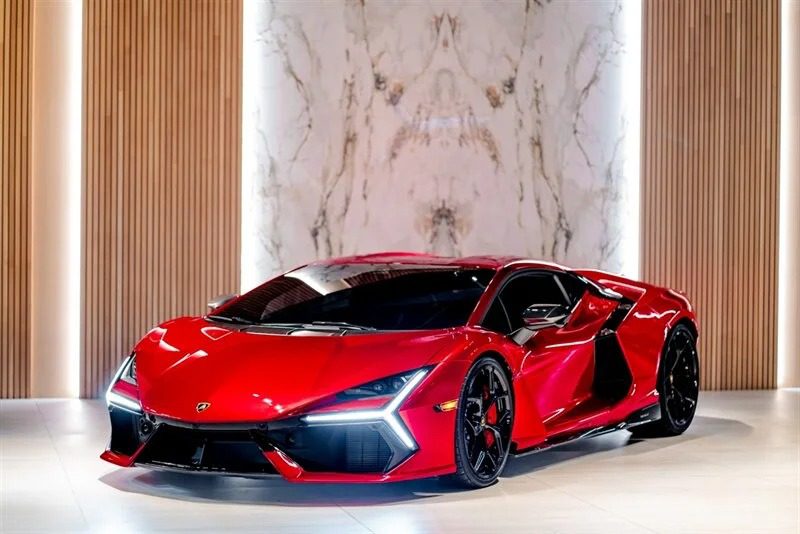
[483,384,497,447]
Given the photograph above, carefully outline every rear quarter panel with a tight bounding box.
[578,269,699,411]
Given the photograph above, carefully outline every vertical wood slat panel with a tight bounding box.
[642,0,780,390]
[82,0,242,398]
[0,0,32,398]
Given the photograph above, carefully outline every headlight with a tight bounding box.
[303,368,430,450]
[119,355,137,385]
[105,354,142,413]
[339,369,420,399]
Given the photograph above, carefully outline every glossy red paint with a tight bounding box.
[109,378,139,402]
[101,254,698,482]
[100,448,140,468]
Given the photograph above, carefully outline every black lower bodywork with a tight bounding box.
[510,403,662,456]
[106,407,411,477]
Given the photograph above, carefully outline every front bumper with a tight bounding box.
[100,406,443,482]
[101,362,473,482]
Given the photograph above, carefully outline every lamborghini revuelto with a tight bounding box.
[102,253,699,488]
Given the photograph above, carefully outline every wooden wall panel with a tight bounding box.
[0,0,32,398]
[82,0,242,397]
[642,0,780,389]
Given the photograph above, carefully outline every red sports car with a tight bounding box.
[102,252,699,488]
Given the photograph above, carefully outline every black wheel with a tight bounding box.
[450,357,514,488]
[632,324,699,437]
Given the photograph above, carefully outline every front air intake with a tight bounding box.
[266,419,406,473]
[135,424,278,475]
[344,425,394,473]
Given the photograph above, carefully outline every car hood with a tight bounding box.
[133,317,462,423]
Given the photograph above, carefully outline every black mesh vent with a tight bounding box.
[267,422,398,473]
[345,425,393,473]
[109,408,141,456]
[136,425,277,475]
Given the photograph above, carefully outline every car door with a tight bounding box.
[481,270,613,434]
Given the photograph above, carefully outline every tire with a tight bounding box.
[631,324,699,438]
[449,356,514,488]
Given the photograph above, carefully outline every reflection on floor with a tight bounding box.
[1,391,798,533]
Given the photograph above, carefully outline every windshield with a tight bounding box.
[212,263,495,330]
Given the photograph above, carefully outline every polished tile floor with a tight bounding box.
[1,390,798,533]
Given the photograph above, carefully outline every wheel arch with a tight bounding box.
[658,317,699,372]
[475,350,514,383]
[644,315,700,436]
[674,317,699,340]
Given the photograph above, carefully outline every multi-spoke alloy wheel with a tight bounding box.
[451,357,513,488]
[633,324,699,437]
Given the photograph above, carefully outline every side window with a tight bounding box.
[482,299,511,334]
[481,273,570,334]
[555,272,587,306]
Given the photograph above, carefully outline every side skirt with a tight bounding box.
[510,403,661,457]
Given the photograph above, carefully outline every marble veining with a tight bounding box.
[242,0,635,288]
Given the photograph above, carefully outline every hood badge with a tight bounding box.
[196,402,211,413]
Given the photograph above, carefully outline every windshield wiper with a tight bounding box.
[206,314,257,325]
[252,320,377,331]
[208,316,377,331]
[308,321,377,331]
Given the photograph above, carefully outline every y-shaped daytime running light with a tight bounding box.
[105,356,142,413]
[105,390,142,413]
[302,369,429,450]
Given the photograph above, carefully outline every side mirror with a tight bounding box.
[207,293,238,311]
[521,303,570,331]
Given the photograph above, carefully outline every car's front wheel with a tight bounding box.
[632,323,699,437]
[450,357,514,488]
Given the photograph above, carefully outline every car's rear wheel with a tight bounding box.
[632,324,699,437]
[450,357,514,488]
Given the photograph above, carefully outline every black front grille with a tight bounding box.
[136,425,277,475]
[345,425,394,472]
[266,421,400,473]
[110,414,414,476]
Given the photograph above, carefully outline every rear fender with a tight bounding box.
[617,287,698,405]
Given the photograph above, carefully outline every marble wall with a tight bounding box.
[242,0,638,288]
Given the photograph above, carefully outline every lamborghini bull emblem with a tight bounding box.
[196,402,211,413]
